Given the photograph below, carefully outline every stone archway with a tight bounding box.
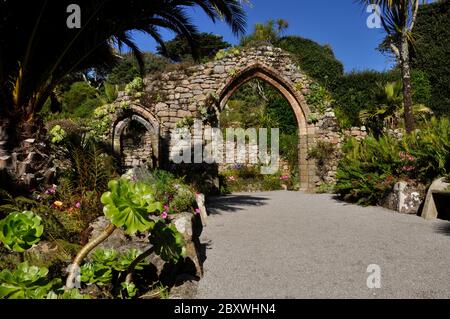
[216,63,312,188]
[112,45,340,190]
[112,105,160,170]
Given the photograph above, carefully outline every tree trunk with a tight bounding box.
[400,38,415,134]
[65,223,116,289]
[0,108,51,190]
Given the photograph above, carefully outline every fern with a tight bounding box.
[62,133,117,194]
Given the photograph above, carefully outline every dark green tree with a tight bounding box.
[157,33,231,62]
[410,0,450,116]
[276,36,344,90]
[107,53,170,86]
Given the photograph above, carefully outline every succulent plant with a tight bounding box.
[0,211,44,252]
[0,262,61,299]
[101,178,163,235]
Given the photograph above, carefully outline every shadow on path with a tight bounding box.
[433,222,450,236]
[206,194,269,215]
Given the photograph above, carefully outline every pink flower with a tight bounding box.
[161,211,168,219]
[195,208,201,215]
[45,188,56,195]
[75,201,81,209]
[164,205,170,211]
[280,175,289,181]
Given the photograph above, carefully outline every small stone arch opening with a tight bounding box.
[113,113,160,171]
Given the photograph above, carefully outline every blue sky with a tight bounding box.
[133,0,396,73]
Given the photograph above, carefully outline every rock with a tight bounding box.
[381,182,426,215]
[213,65,225,74]
[422,178,450,220]
[25,240,80,268]
[195,193,208,227]
[88,217,149,255]
[169,274,199,299]
[172,213,203,277]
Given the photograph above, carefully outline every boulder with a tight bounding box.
[422,178,450,220]
[381,181,426,215]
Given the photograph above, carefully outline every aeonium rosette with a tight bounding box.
[0,211,44,252]
[100,178,163,235]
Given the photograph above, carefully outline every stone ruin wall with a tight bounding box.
[111,45,369,190]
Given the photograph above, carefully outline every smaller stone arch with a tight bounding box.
[112,104,160,170]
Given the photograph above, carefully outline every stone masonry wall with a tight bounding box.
[111,45,346,190]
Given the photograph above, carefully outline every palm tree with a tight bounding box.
[0,0,246,159]
[359,80,432,135]
[358,0,434,133]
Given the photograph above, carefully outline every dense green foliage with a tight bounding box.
[59,82,103,119]
[332,69,432,128]
[336,117,450,205]
[411,1,450,116]
[60,133,118,194]
[277,36,344,89]
[157,33,231,62]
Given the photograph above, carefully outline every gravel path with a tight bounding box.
[196,191,450,299]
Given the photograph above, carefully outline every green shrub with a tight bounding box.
[138,169,196,213]
[60,81,102,119]
[0,262,61,299]
[61,133,118,195]
[305,82,333,114]
[332,70,398,128]
[336,117,450,205]
[280,133,299,172]
[335,136,402,205]
[124,77,144,96]
[332,69,433,128]
[0,211,44,252]
[402,117,450,182]
[276,36,344,89]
